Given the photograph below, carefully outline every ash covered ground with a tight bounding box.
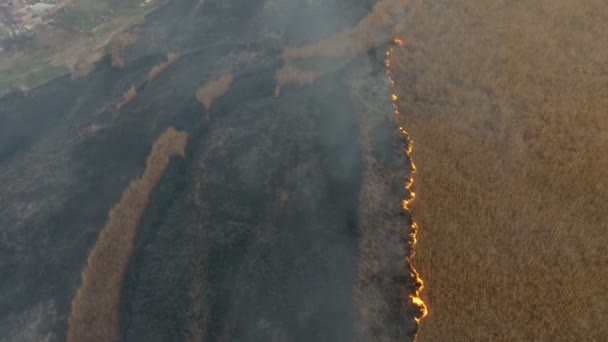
[0,1,419,341]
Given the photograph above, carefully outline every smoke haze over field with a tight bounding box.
[0,0,425,341]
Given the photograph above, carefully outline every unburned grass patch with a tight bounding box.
[274,66,317,96]
[145,52,181,85]
[195,74,234,116]
[392,0,608,339]
[67,127,188,342]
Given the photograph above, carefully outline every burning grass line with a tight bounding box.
[67,127,189,342]
[386,39,428,327]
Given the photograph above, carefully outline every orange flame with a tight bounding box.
[385,39,428,327]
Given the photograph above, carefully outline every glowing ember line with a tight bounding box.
[385,38,428,326]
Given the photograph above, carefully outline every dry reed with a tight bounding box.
[195,74,234,112]
[275,0,416,90]
[108,34,135,70]
[273,65,317,96]
[67,127,189,342]
[281,0,413,62]
[117,85,137,110]
[391,0,608,339]
[146,52,181,84]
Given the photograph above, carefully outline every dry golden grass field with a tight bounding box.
[390,0,608,340]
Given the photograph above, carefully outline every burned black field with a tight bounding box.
[0,0,420,341]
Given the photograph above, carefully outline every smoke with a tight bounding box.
[109,1,417,339]
[281,0,407,61]
[108,32,138,69]
[272,0,412,94]
[263,0,420,339]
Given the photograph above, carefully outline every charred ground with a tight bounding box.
[0,0,419,341]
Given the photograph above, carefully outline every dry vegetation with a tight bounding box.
[274,66,318,96]
[195,74,234,114]
[107,32,138,69]
[275,0,417,90]
[145,52,181,84]
[280,0,413,62]
[69,30,140,79]
[67,127,189,342]
[389,0,608,340]
[117,84,137,110]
